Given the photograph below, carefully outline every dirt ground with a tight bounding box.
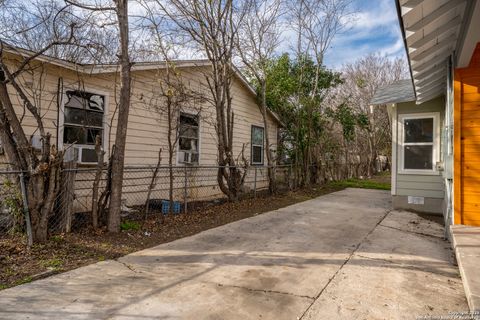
[0,183,347,290]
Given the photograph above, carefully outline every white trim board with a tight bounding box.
[391,104,397,196]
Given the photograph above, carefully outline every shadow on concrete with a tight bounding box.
[0,188,467,320]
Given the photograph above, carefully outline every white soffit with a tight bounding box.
[457,0,480,67]
[398,0,468,104]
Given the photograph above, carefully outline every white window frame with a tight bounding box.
[398,112,440,175]
[58,87,109,164]
[176,111,201,165]
[251,125,265,165]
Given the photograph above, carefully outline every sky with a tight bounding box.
[128,0,407,69]
[0,0,406,68]
[321,0,406,69]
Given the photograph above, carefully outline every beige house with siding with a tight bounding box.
[1,48,281,210]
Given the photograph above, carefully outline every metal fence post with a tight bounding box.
[253,166,257,198]
[184,166,188,214]
[19,172,33,247]
[288,165,292,191]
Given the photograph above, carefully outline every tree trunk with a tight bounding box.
[169,162,174,217]
[31,207,48,243]
[167,95,174,215]
[108,0,131,232]
[92,135,105,228]
[98,148,114,225]
[27,154,63,243]
[145,149,162,218]
[260,81,276,194]
[59,160,76,233]
[0,82,30,169]
[344,139,349,179]
[367,132,375,177]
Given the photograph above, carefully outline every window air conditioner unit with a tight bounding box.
[72,146,98,164]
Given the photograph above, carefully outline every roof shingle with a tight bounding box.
[370,79,416,105]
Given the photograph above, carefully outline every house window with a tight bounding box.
[400,113,439,173]
[63,90,105,163]
[178,113,199,164]
[251,125,264,165]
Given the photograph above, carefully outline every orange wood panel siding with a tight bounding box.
[454,43,480,226]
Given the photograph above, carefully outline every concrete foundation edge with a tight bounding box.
[392,195,443,215]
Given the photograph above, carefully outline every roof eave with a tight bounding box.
[3,44,284,127]
[395,0,471,104]
[395,0,416,99]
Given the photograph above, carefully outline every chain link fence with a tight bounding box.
[0,160,381,242]
[0,165,295,240]
[0,171,25,237]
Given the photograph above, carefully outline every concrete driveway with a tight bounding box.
[0,188,468,319]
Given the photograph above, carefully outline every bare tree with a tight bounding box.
[135,1,206,214]
[65,0,132,232]
[0,0,118,63]
[236,0,282,194]
[157,0,249,201]
[0,16,78,242]
[137,63,205,214]
[0,0,131,240]
[330,53,409,176]
[296,0,353,68]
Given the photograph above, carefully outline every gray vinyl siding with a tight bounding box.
[394,96,445,199]
[396,174,444,198]
[397,96,445,114]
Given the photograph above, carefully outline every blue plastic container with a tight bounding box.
[161,200,181,214]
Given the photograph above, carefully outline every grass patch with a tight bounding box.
[330,178,390,190]
[15,276,32,286]
[42,258,64,269]
[120,220,141,231]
